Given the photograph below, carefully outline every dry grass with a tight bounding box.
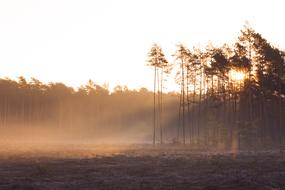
[0,144,284,190]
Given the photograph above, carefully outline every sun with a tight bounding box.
[229,70,246,82]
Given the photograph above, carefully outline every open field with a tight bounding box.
[0,144,284,190]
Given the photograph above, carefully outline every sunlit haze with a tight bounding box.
[0,0,284,91]
[229,70,246,82]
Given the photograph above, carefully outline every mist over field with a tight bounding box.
[1,0,285,189]
[0,79,180,145]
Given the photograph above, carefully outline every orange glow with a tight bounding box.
[229,70,246,82]
[0,1,285,92]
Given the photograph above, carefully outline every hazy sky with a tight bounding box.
[0,0,284,91]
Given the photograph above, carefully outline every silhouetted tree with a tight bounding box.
[147,43,169,145]
[174,44,191,144]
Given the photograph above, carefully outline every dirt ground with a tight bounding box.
[0,144,284,190]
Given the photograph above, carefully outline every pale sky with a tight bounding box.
[0,0,284,91]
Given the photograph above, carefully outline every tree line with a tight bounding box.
[148,24,285,149]
[1,23,284,148]
[0,77,179,142]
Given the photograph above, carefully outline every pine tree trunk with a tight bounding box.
[197,63,203,145]
[181,59,185,145]
[160,68,163,144]
[153,66,157,146]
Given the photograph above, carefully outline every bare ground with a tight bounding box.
[0,144,284,190]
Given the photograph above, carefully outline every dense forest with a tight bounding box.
[148,24,285,149]
[0,77,179,143]
[0,24,285,149]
